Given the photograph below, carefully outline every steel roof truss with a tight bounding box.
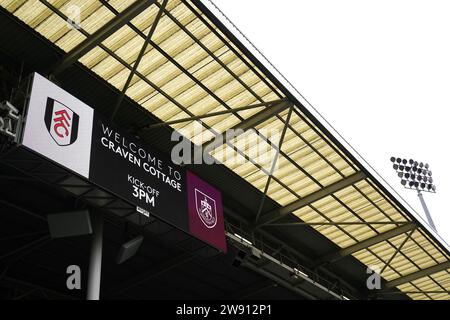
[316,223,417,265]
[256,171,367,227]
[50,0,156,76]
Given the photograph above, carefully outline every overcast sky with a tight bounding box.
[212,0,450,244]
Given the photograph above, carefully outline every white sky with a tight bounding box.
[212,0,450,244]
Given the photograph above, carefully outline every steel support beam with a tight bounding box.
[380,229,414,274]
[224,205,362,297]
[13,288,39,300]
[256,171,367,227]
[224,99,292,133]
[51,0,156,76]
[316,223,417,265]
[198,99,292,156]
[0,235,51,263]
[0,199,46,222]
[243,261,318,300]
[143,99,287,129]
[381,290,450,295]
[384,260,450,289]
[265,221,411,227]
[254,105,293,223]
[1,276,77,300]
[110,0,168,121]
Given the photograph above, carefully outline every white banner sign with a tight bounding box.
[22,73,94,178]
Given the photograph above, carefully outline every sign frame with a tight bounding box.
[19,72,227,252]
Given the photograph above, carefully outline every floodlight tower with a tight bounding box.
[390,157,437,231]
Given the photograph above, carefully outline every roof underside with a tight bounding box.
[1,0,450,300]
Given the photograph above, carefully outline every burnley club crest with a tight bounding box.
[195,188,217,229]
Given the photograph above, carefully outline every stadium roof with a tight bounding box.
[1,0,450,299]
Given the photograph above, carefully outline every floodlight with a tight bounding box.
[389,156,437,231]
[390,156,436,194]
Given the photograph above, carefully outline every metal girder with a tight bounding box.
[384,260,450,289]
[264,221,411,227]
[38,0,194,124]
[316,223,417,265]
[381,290,450,295]
[254,105,294,223]
[51,0,156,76]
[224,205,362,297]
[0,199,46,222]
[110,0,168,121]
[1,276,77,300]
[225,99,292,133]
[192,99,292,162]
[143,99,287,129]
[0,235,51,263]
[380,229,414,274]
[256,171,367,227]
[181,0,282,100]
[242,261,318,300]
[13,288,39,300]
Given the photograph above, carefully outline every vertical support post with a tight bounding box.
[87,211,103,300]
[417,191,436,232]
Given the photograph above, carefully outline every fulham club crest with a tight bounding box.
[44,97,79,146]
[194,188,217,228]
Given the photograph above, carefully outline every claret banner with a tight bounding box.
[187,171,226,252]
[22,73,226,252]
